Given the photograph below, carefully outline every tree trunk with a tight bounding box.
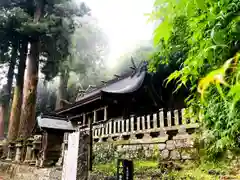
[55,69,69,110]
[18,40,39,139]
[0,45,17,140]
[18,2,43,139]
[8,41,28,142]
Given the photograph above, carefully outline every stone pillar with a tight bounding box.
[167,111,172,127]
[14,141,23,163]
[141,116,145,130]
[137,117,140,131]
[147,115,151,129]
[174,110,179,125]
[6,143,14,161]
[76,130,89,180]
[153,113,158,129]
[24,138,34,164]
[158,129,169,142]
[30,135,42,166]
[159,109,164,128]
[126,119,129,132]
[56,135,66,167]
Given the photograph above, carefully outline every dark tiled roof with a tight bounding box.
[55,62,148,114]
[37,115,75,131]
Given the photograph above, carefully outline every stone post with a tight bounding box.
[153,113,158,129]
[167,111,172,127]
[14,141,23,163]
[76,130,89,180]
[147,115,151,129]
[174,110,179,126]
[30,135,41,166]
[141,116,145,130]
[24,138,34,164]
[159,109,164,128]
[56,134,66,167]
[137,117,140,131]
[6,143,14,161]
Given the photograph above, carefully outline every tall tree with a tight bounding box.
[7,40,28,141]
[0,6,29,139]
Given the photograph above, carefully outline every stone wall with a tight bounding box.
[93,126,198,164]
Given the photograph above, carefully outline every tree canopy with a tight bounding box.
[150,0,240,159]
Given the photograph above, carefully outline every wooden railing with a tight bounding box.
[91,108,199,142]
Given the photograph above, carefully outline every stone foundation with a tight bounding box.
[93,127,198,164]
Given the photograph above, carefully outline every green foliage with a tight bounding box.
[150,0,240,160]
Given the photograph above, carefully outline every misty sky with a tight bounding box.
[81,0,155,68]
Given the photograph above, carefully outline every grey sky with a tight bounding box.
[80,0,154,68]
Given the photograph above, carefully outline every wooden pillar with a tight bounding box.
[137,117,140,131]
[93,110,97,123]
[109,121,112,134]
[104,106,107,120]
[113,121,117,134]
[126,119,129,132]
[130,115,135,132]
[181,108,186,124]
[147,115,151,129]
[141,116,145,130]
[121,119,125,133]
[167,111,172,127]
[88,117,93,172]
[83,113,86,126]
[117,120,121,133]
[106,124,108,135]
[153,113,158,129]
[174,110,179,125]
[159,109,164,128]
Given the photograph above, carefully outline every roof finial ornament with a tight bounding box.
[131,57,137,70]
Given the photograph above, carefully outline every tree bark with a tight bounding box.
[18,2,43,139]
[55,69,69,110]
[0,45,17,140]
[8,41,28,142]
[18,39,39,139]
